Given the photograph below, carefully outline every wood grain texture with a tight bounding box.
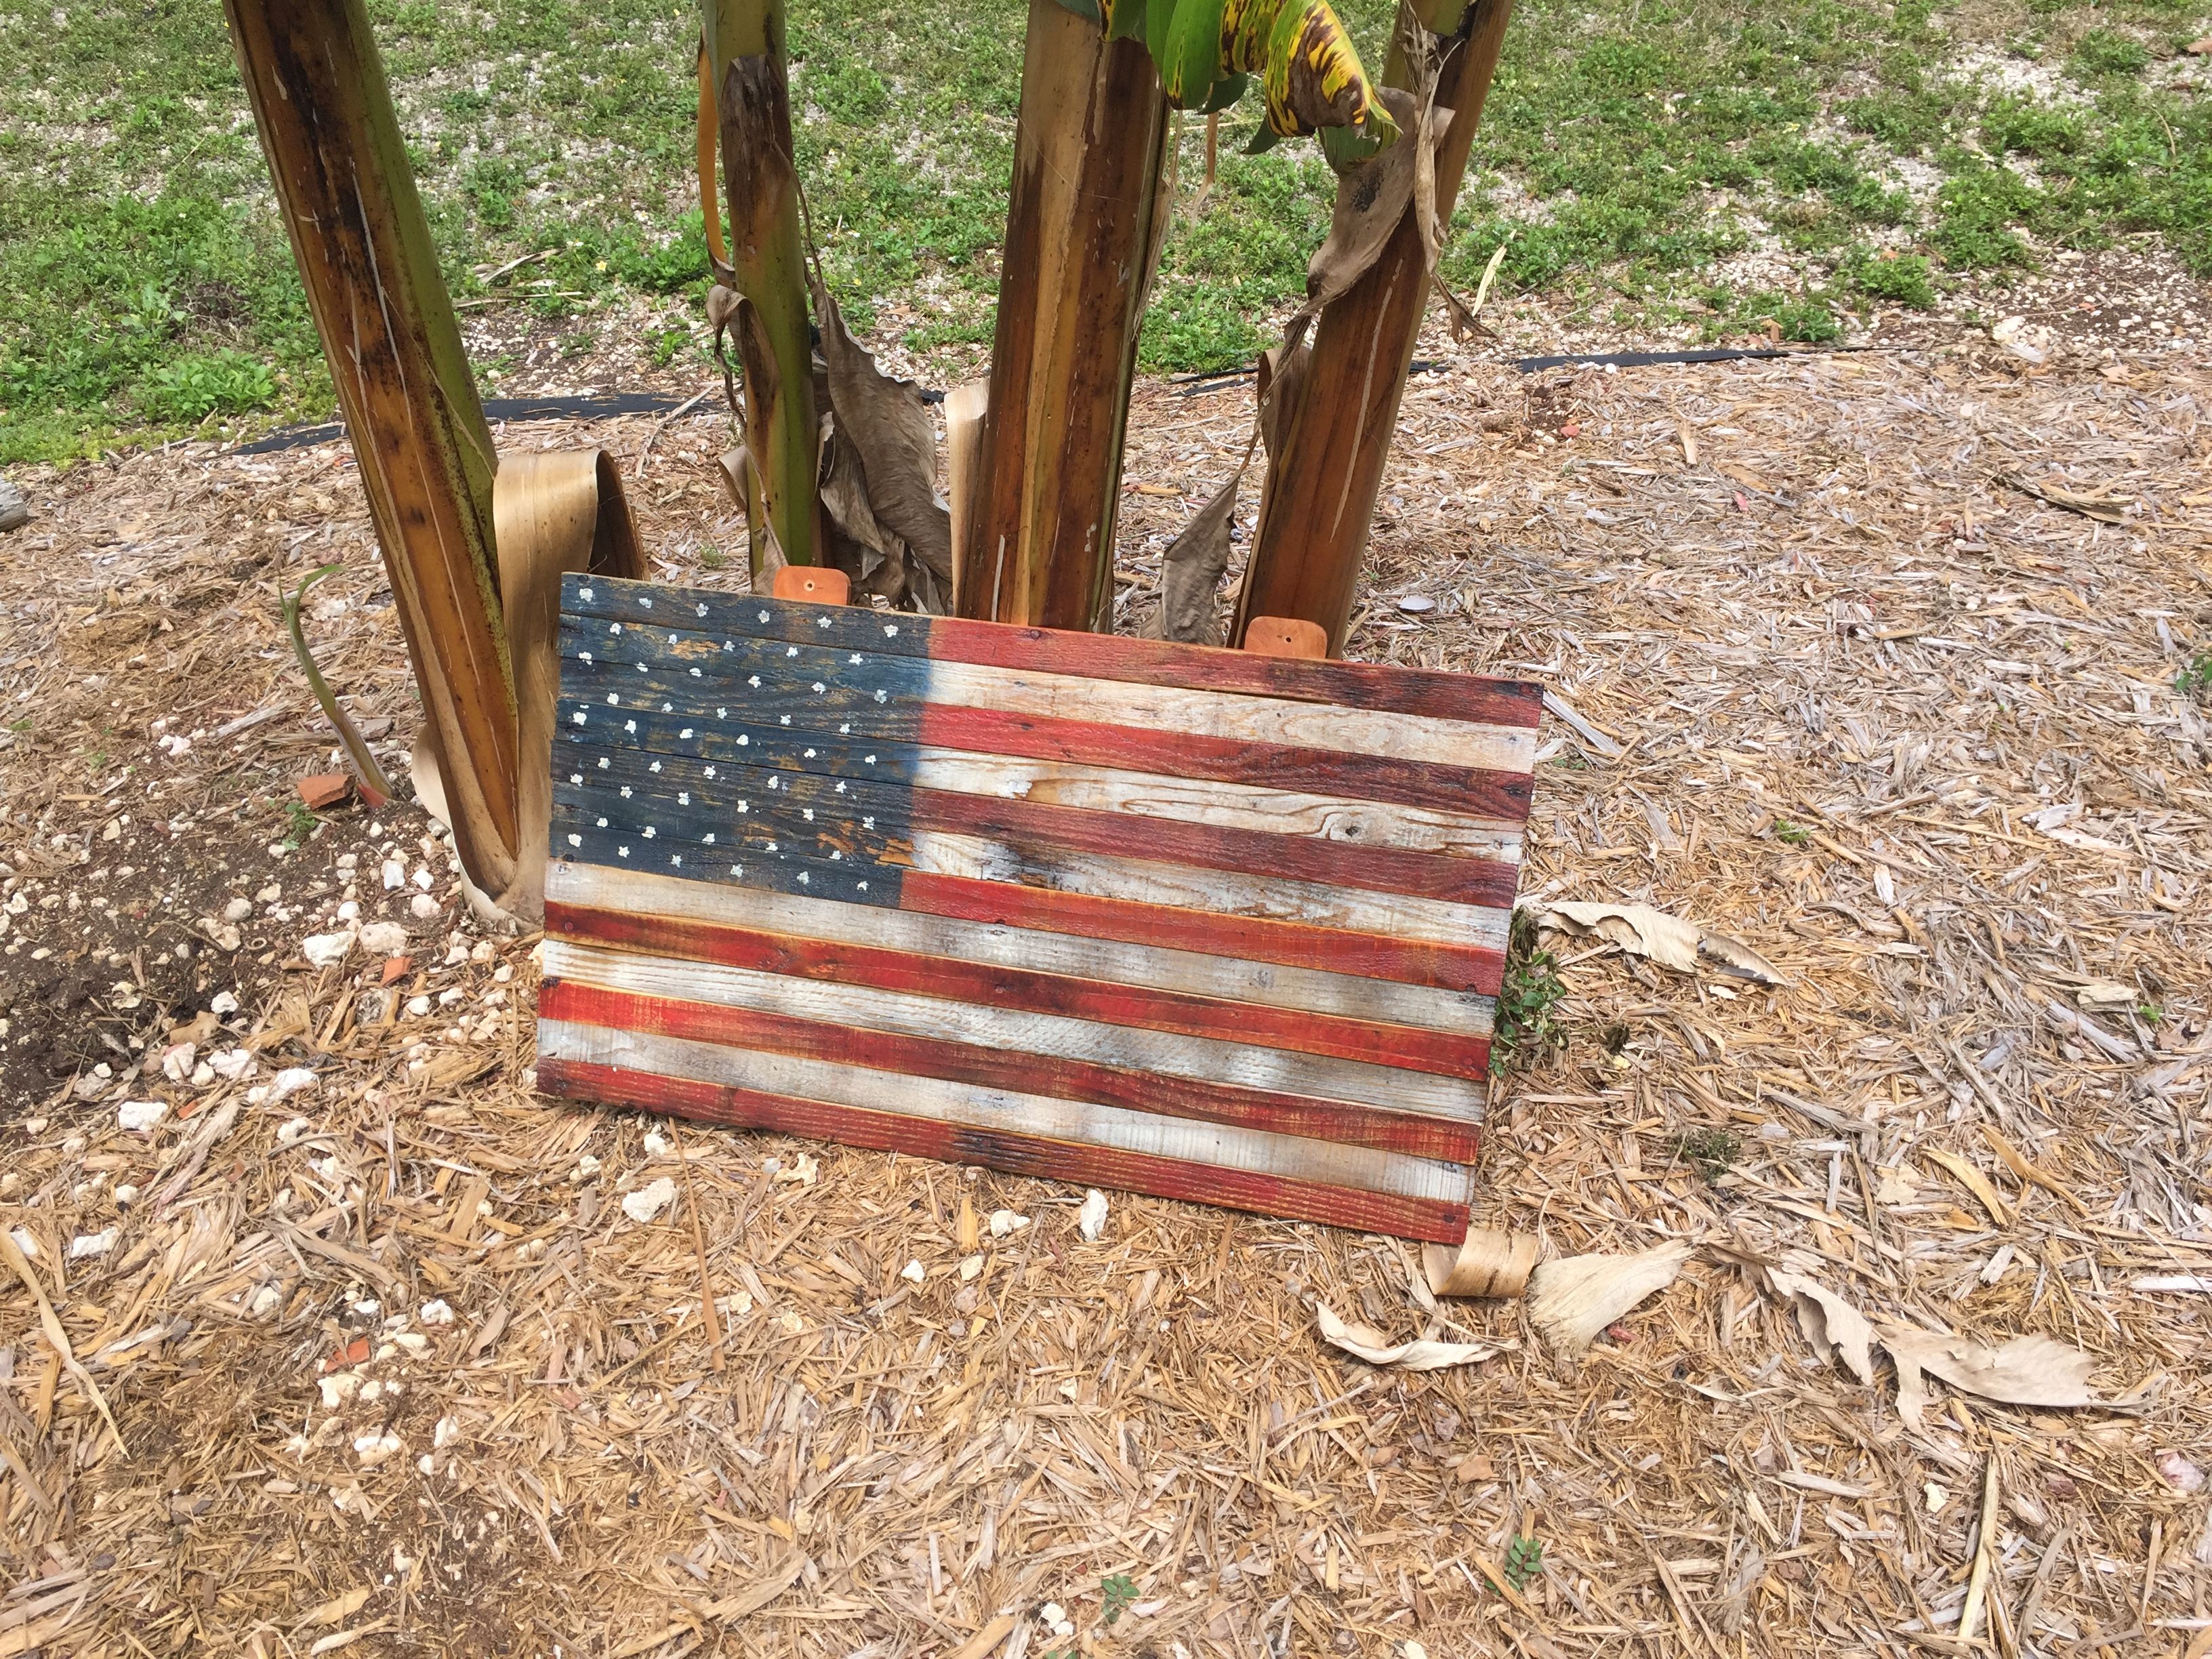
[540,941,1486,1120]
[537,1021,1475,1208]
[548,902,1494,1077]
[540,1057,1472,1241]
[541,980,1482,1162]
[546,861,1495,1032]
[563,576,1543,729]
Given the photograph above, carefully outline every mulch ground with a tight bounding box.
[1,255,2210,1658]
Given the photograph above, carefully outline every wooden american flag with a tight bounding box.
[536,575,1540,1243]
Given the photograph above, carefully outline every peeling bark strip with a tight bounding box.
[962,0,1169,629]
[224,0,520,898]
[1235,0,1517,654]
[543,577,1541,1241]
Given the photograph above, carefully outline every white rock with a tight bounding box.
[335,900,361,923]
[418,1298,455,1326]
[1078,1189,1109,1242]
[248,1283,282,1317]
[208,1048,255,1081]
[118,1099,167,1132]
[989,1209,1029,1238]
[900,1258,926,1284]
[621,1177,676,1224]
[222,897,252,923]
[1040,1604,1066,1628]
[434,1414,462,1450]
[190,1062,215,1086]
[642,1130,670,1157]
[354,1431,405,1465]
[161,1043,195,1082]
[68,1229,118,1259]
[7,1227,37,1258]
[210,990,240,1016]
[960,1254,983,1282]
[358,920,408,957]
[113,1183,139,1206]
[302,930,353,967]
[405,994,431,1017]
[382,859,405,890]
[270,1067,317,1100]
[319,1371,362,1408]
[409,893,441,920]
[573,1153,602,1180]
[276,1116,313,1145]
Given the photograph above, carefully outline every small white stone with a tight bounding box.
[248,1283,282,1317]
[209,1048,255,1081]
[960,1254,983,1282]
[210,990,240,1016]
[1040,1604,1066,1627]
[276,1116,312,1145]
[302,930,353,967]
[643,1130,670,1157]
[7,1227,37,1258]
[434,1414,462,1450]
[113,1183,140,1206]
[354,1431,405,1465]
[359,920,407,957]
[117,1099,167,1132]
[418,1298,455,1326]
[269,1067,317,1099]
[68,1229,118,1259]
[411,865,433,892]
[222,897,253,923]
[988,1209,1029,1238]
[573,1153,602,1179]
[409,893,441,920]
[405,995,432,1017]
[382,859,405,890]
[900,1258,926,1284]
[319,1372,362,1408]
[1078,1189,1109,1242]
[161,1044,194,1082]
[621,1176,676,1224]
[335,900,361,923]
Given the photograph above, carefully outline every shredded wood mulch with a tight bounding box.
[1,312,2209,1658]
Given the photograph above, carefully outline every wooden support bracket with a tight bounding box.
[1242,615,1330,661]
[771,567,852,605]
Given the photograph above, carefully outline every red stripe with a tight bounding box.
[917,703,1532,823]
[901,869,1505,996]
[924,615,1544,731]
[541,979,1483,1162]
[548,902,1490,1079]
[538,1058,1472,1242]
[911,784,1518,908]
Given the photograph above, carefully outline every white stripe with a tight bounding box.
[543,939,1485,1122]
[548,861,1493,1033]
[909,832,1510,956]
[905,747,1522,858]
[539,1019,1474,1204]
[926,659,1532,775]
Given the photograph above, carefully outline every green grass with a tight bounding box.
[1496,909,1568,1062]
[3,0,2207,464]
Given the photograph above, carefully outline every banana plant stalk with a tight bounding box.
[224,0,520,899]
[1234,0,1516,654]
[961,0,1170,630]
[703,0,818,570]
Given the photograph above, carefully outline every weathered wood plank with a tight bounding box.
[548,902,1493,1076]
[546,861,1495,1031]
[540,942,1486,1120]
[540,981,1482,1162]
[537,1020,1475,1206]
[540,1056,1472,1241]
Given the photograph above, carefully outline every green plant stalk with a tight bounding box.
[284,565,397,808]
[703,0,818,570]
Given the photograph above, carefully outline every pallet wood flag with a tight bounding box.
[536,575,1541,1242]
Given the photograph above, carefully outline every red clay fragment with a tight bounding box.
[298,772,352,811]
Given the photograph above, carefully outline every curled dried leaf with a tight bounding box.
[1148,475,1239,644]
